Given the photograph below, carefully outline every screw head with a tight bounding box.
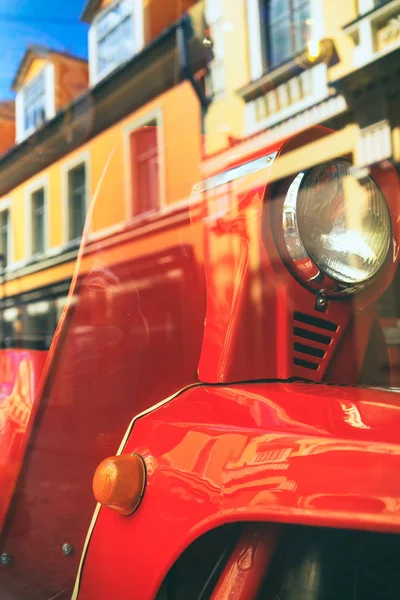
[61,543,73,556]
[315,290,328,312]
[0,553,12,565]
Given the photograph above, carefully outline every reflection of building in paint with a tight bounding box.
[223,428,400,482]
[225,436,295,474]
[340,401,370,429]
[0,356,34,438]
[0,352,15,395]
[163,429,248,488]
[299,493,400,517]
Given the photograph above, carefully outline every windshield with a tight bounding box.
[0,0,399,598]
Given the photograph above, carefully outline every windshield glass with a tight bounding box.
[0,0,399,598]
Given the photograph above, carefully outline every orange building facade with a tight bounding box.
[0,0,209,348]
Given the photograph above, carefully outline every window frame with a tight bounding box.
[244,0,328,136]
[0,198,13,271]
[246,0,324,80]
[15,64,56,143]
[205,0,226,97]
[25,176,50,259]
[61,151,91,244]
[358,0,377,14]
[266,0,311,69]
[124,108,165,221]
[88,0,144,85]
[24,299,55,350]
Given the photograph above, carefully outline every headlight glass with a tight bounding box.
[283,160,391,288]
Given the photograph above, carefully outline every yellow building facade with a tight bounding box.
[198,0,400,381]
[203,0,400,169]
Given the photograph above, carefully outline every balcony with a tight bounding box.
[344,0,400,68]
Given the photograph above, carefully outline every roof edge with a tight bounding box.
[0,15,210,197]
[80,0,102,24]
[12,45,88,92]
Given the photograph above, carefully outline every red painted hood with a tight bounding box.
[77,382,400,600]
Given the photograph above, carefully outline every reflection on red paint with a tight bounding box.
[340,401,370,430]
[0,350,47,531]
[0,357,33,435]
[76,382,400,600]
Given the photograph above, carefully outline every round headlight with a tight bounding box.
[282,160,391,292]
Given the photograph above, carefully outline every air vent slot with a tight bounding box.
[294,343,325,359]
[293,327,331,345]
[293,312,339,372]
[294,311,338,332]
[294,358,319,371]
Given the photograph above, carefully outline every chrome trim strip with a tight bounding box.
[193,151,278,193]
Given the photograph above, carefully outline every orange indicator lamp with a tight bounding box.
[92,453,146,515]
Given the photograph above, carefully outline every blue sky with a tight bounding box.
[0,0,88,98]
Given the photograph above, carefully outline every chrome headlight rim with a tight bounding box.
[281,160,392,297]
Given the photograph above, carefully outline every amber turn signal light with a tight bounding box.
[92,453,146,515]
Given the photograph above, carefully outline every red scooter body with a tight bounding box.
[1,127,400,599]
[78,382,400,599]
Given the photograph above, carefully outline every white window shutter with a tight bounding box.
[246,0,264,80]
[9,208,14,267]
[205,0,222,24]
[88,25,97,85]
[134,0,144,52]
[357,120,392,167]
[358,0,375,15]
[45,63,56,119]
[205,0,226,95]
[15,91,24,143]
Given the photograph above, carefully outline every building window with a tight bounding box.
[0,210,9,268]
[265,0,311,68]
[67,163,87,240]
[31,188,46,255]
[25,301,54,350]
[23,71,46,133]
[90,0,136,82]
[130,122,160,216]
[0,209,9,268]
[16,65,55,142]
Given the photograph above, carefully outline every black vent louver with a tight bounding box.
[293,311,338,371]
